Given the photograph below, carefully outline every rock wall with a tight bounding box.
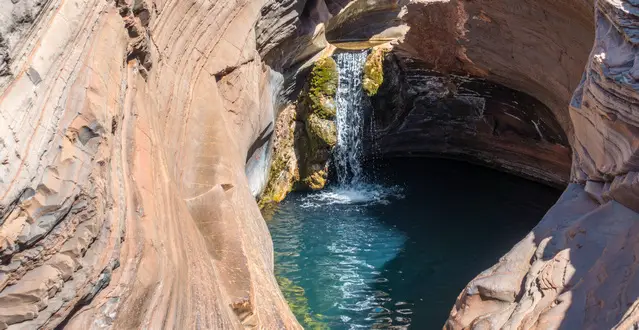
[447,0,639,328]
[256,0,639,328]
[300,0,595,186]
[1,0,638,328]
[397,0,594,138]
[370,53,572,186]
[0,0,299,328]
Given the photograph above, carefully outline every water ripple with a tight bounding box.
[268,190,408,329]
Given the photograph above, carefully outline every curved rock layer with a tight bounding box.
[370,53,572,186]
[1,0,639,329]
[447,0,639,328]
[321,0,593,133]
[0,0,298,328]
[269,0,595,186]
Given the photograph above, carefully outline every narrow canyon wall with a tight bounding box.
[308,0,596,186]
[0,0,299,328]
[1,0,639,329]
[447,0,639,328]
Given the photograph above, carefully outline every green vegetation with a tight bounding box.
[258,107,298,209]
[276,275,329,329]
[258,155,288,209]
[294,56,339,191]
[302,169,327,191]
[306,114,337,149]
[307,57,338,120]
[363,47,388,96]
[259,56,340,207]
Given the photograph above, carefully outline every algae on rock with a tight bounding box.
[363,47,388,96]
[258,104,299,208]
[276,275,329,329]
[296,57,339,191]
[307,57,338,119]
[259,57,339,207]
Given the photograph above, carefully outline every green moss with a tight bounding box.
[306,114,337,149]
[363,48,388,96]
[302,170,327,191]
[258,155,288,209]
[307,57,338,120]
[258,106,298,209]
[261,57,339,202]
[276,275,329,329]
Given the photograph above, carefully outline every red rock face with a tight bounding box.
[0,0,298,328]
[445,0,639,328]
[369,54,573,187]
[0,0,638,329]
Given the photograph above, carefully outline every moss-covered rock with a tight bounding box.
[363,47,388,96]
[303,173,327,191]
[258,56,339,207]
[306,114,337,149]
[307,57,338,120]
[295,56,339,191]
[276,275,328,329]
[258,105,299,209]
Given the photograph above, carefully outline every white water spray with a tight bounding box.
[301,51,403,207]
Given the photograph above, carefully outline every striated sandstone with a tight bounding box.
[1,0,639,328]
[255,0,639,327]
[0,0,300,328]
[447,0,639,328]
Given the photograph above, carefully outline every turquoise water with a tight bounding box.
[265,158,561,329]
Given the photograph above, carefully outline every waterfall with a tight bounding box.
[301,50,403,207]
[334,51,368,186]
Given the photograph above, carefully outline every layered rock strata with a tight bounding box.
[0,0,299,328]
[0,0,639,328]
[447,0,639,328]
[370,53,572,186]
[257,0,639,328]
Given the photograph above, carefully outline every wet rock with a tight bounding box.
[260,56,338,205]
[363,46,388,96]
[369,53,572,187]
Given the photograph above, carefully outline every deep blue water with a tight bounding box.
[264,158,561,329]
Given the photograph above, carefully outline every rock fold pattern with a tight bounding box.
[446,0,639,328]
[0,0,299,328]
[1,0,639,328]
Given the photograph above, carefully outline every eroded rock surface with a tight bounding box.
[447,0,639,328]
[448,184,639,329]
[0,0,299,328]
[370,53,572,186]
[1,0,639,328]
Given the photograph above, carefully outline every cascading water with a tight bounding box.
[267,52,563,330]
[300,51,402,207]
[334,51,368,186]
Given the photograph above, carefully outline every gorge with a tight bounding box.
[0,0,639,329]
